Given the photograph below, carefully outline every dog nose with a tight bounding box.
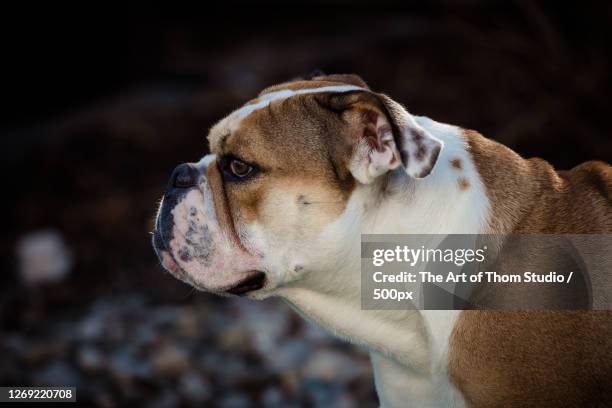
[170,163,199,188]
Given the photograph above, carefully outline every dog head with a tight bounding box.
[152,74,443,297]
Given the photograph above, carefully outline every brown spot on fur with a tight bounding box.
[412,129,424,142]
[411,128,430,162]
[297,195,310,205]
[415,144,427,161]
[457,177,470,190]
[451,158,463,170]
[416,144,441,178]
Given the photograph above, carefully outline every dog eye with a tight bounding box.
[229,159,253,178]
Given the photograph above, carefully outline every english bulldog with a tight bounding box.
[152,74,612,407]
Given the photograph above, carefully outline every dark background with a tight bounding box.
[1,2,610,407]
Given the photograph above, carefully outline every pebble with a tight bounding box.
[33,361,81,387]
[149,391,180,408]
[152,345,190,376]
[77,346,105,371]
[220,393,252,408]
[267,338,311,372]
[15,230,73,286]
[179,371,211,401]
[1,292,376,405]
[22,341,67,365]
[302,349,369,385]
[78,314,105,340]
[261,387,284,407]
[108,346,152,382]
[302,379,341,408]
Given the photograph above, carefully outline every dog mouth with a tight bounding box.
[225,271,267,296]
[153,225,267,295]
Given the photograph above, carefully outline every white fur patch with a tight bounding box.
[236,85,364,118]
[195,154,216,168]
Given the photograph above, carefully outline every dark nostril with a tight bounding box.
[171,163,199,189]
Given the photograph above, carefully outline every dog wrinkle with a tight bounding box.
[297,194,311,206]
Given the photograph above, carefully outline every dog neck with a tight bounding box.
[367,115,491,236]
[278,116,492,375]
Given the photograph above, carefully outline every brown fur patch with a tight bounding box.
[457,177,470,191]
[412,129,424,143]
[451,158,463,170]
[450,311,612,407]
[415,143,427,161]
[416,144,441,178]
[462,129,612,234]
[448,129,612,407]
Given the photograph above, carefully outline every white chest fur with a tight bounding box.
[279,117,489,407]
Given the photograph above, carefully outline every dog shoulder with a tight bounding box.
[462,129,611,234]
[562,160,612,203]
[522,158,612,233]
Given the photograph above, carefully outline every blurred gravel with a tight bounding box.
[0,294,376,406]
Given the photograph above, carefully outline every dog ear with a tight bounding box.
[376,94,444,179]
[317,91,443,183]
